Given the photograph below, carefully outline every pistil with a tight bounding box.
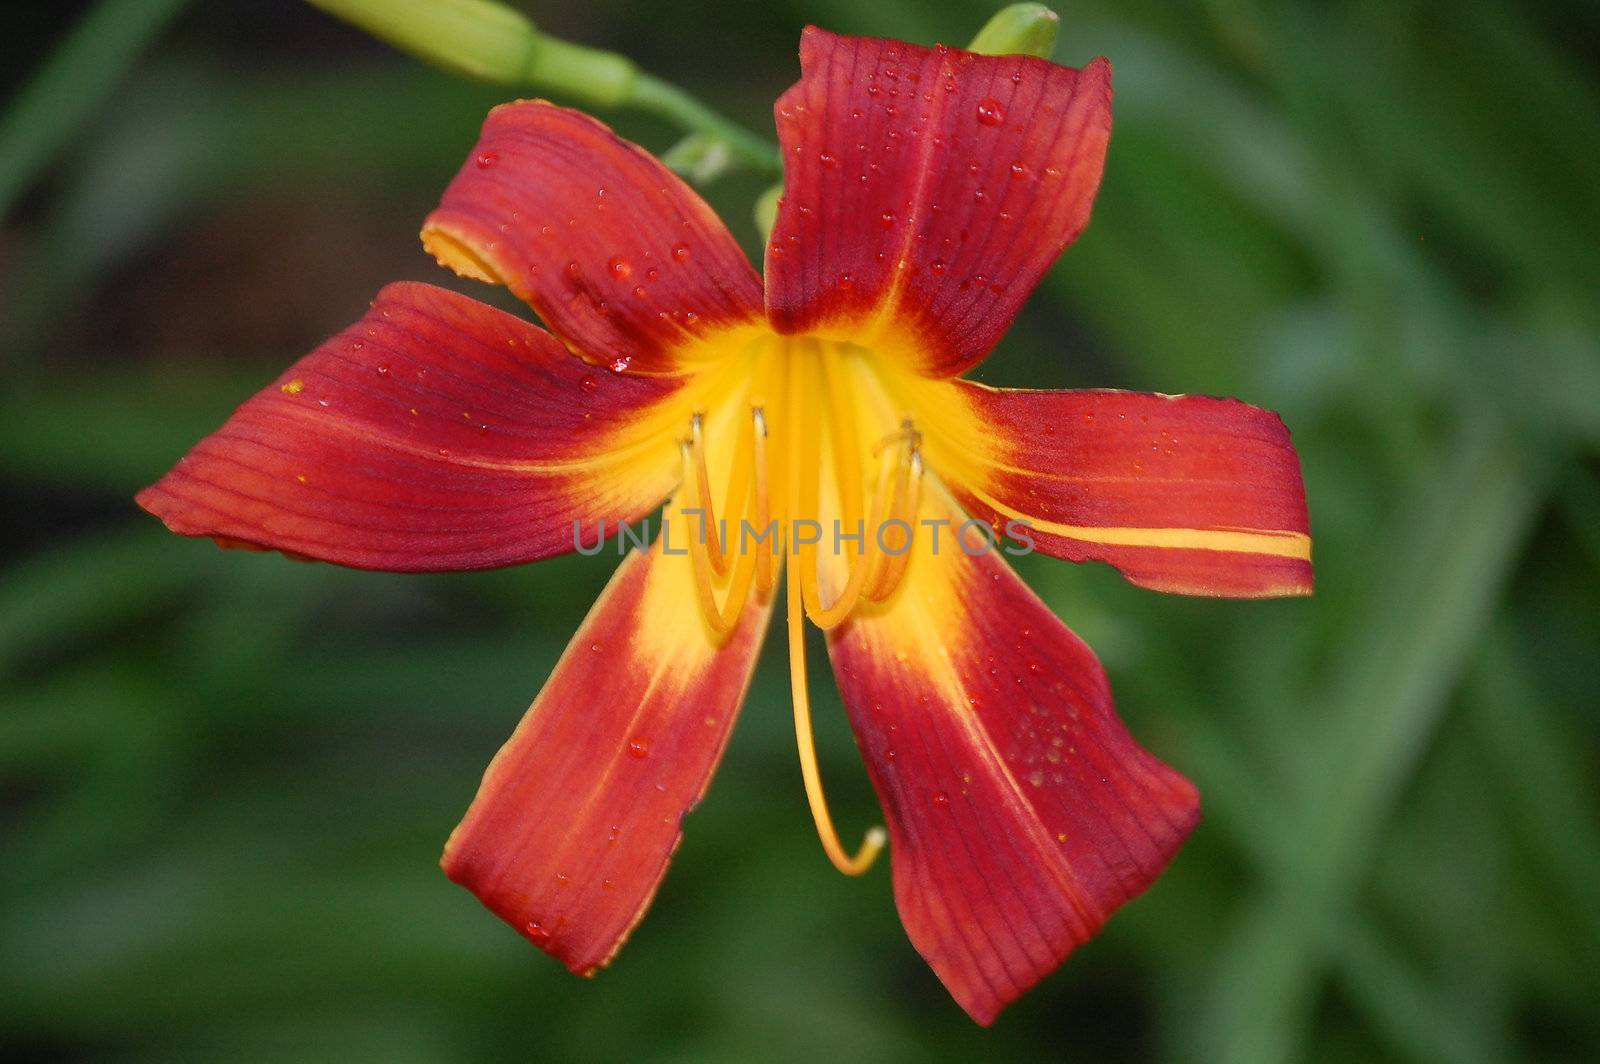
[784,345,885,876]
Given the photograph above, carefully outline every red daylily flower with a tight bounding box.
[138,28,1311,1024]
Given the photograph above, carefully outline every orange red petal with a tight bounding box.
[920,383,1313,597]
[826,491,1198,1024]
[766,28,1112,377]
[137,282,687,570]
[423,101,766,375]
[442,534,773,974]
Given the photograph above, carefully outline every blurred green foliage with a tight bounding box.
[3,1,1598,1061]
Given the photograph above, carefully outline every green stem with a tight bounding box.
[626,73,779,174]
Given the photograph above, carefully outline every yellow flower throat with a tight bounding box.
[675,337,930,876]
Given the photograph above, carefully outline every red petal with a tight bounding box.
[827,501,1197,1024]
[137,283,689,571]
[422,101,765,375]
[766,29,1111,377]
[928,383,1313,597]
[442,536,773,973]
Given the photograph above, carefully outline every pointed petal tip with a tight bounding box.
[135,282,689,572]
[440,541,773,977]
[767,30,1116,375]
[826,488,1203,1023]
[423,100,762,374]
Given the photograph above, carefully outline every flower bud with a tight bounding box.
[306,0,636,106]
[966,3,1060,58]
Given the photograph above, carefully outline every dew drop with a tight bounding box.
[837,273,854,290]
[555,872,570,887]
[627,737,650,759]
[374,364,389,377]
[930,260,947,276]
[608,356,631,374]
[932,791,950,808]
[579,374,598,393]
[671,243,690,263]
[1009,161,1028,178]
[525,921,549,939]
[818,151,838,168]
[975,97,1006,126]
[475,151,498,169]
[608,256,631,280]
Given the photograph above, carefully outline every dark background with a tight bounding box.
[3,1,1597,1060]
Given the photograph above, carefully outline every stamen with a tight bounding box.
[864,439,922,603]
[688,414,729,577]
[751,406,776,594]
[800,443,897,629]
[679,440,758,635]
[820,347,864,534]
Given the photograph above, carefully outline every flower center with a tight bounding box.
[676,337,927,875]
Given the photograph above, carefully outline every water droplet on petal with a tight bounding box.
[607,256,631,280]
[579,374,598,393]
[627,737,649,759]
[476,151,498,169]
[608,356,631,374]
[975,97,1005,126]
[932,791,950,808]
[671,243,690,263]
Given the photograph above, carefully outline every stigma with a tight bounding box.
[676,339,927,876]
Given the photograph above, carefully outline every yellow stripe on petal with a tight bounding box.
[881,370,1314,598]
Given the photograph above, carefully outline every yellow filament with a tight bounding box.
[679,439,758,636]
[751,407,777,594]
[784,345,885,876]
[688,415,729,578]
[799,447,898,628]
[820,347,864,534]
[865,447,922,603]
